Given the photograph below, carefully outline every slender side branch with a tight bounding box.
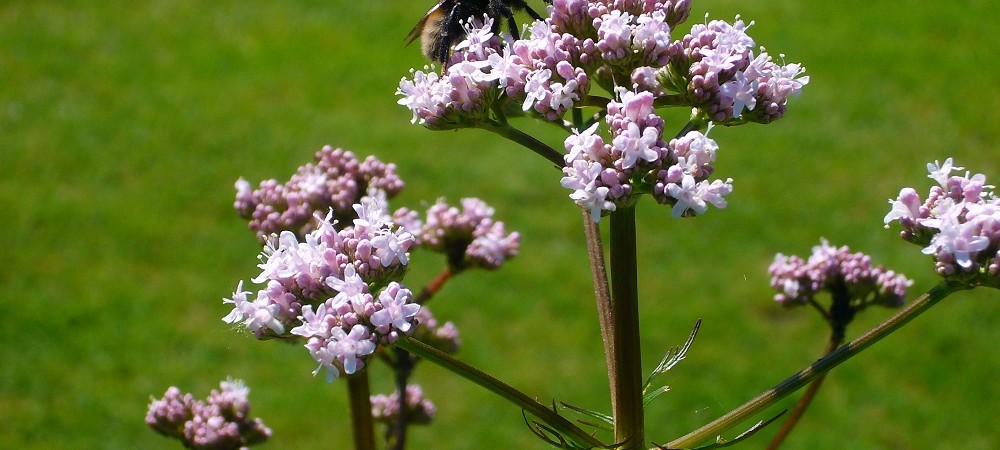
[478,120,564,167]
[388,348,416,450]
[417,267,453,304]
[346,370,377,450]
[666,281,966,449]
[395,335,606,449]
[608,207,645,449]
[582,209,614,370]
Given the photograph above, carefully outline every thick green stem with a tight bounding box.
[395,335,606,449]
[478,120,564,167]
[666,281,965,449]
[608,206,645,449]
[346,370,377,450]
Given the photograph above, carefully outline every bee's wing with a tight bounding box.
[405,2,444,45]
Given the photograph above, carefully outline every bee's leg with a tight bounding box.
[436,2,467,63]
[522,1,543,21]
[489,0,522,40]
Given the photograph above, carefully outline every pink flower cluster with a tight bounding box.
[398,3,807,221]
[234,145,404,239]
[398,2,806,126]
[548,0,690,69]
[370,385,437,425]
[666,16,809,123]
[885,159,1000,287]
[561,89,733,221]
[397,16,592,126]
[224,194,421,382]
[404,197,520,270]
[146,379,271,450]
[769,239,913,308]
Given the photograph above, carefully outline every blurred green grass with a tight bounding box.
[1,0,997,448]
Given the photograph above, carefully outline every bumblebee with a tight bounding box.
[406,0,549,64]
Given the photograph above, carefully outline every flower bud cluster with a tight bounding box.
[370,384,437,425]
[146,379,271,450]
[551,0,690,51]
[769,239,913,308]
[885,159,1000,287]
[224,193,421,382]
[665,16,809,123]
[404,197,520,270]
[561,88,733,221]
[509,20,594,121]
[234,145,404,239]
[592,7,673,69]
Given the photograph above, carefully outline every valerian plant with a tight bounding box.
[146,1,998,449]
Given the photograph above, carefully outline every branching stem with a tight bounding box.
[666,281,965,449]
[395,335,606,449]
[478,120,564,167]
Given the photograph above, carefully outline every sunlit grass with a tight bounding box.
[1,1,997,448]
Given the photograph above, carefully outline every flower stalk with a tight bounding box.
[416,267,453,304]
[608,206,645,449]
[395,335,606,448]
[764,335,840,450]
[347,370,377,450]
[477,120,564,167]
[666,280,966,449]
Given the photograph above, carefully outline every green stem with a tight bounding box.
[346,370,377,450]
[395,335,606,449]
[388,347,415,450]
[652,95,689,108]
[608,206,645,449]
[416,267,453,304]
[672,120,704,140]
[580,95,613,108]
[666,281,965,449]
[478,120,564,167]
[764,334,841,450]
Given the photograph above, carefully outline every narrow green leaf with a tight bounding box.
[560,402,613,426]
[643,385,670,407]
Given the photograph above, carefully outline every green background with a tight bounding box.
[2,0,997,448]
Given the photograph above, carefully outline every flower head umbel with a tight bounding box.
[884,159,1000,288]
[561,90,733,222]
[225,193,421,381]
[235,145,404,240]
[416,197,520,270]
[662,16,809,123]
[769,239,913,310]
[147,379,271,450]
